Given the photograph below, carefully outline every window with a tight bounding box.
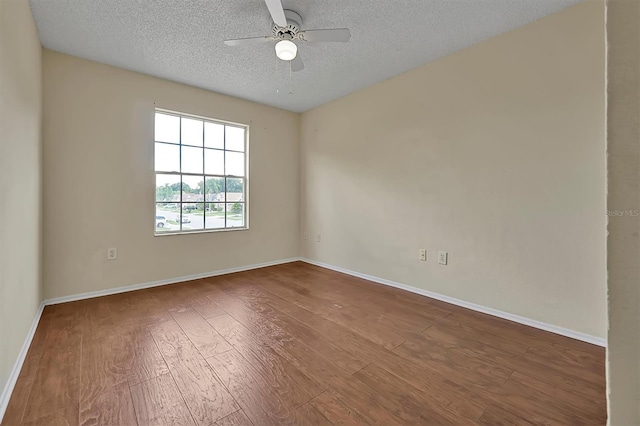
[154,110,247,235]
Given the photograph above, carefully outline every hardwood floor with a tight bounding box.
[2,262,607,425]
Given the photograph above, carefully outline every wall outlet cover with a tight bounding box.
[107,248,117,260]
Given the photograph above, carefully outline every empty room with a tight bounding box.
[1,0,638,424]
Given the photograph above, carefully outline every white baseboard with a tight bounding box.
[0,301,45,423]
[44,257,301,306]
[45,255,606,346]
[300,258,606,347]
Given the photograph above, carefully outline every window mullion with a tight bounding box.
[179,117,183,232]
[224,126,227,229]
[202,119,206,230]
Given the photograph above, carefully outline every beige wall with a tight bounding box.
[42,51,299,299]
[606,0,640,423]
[300,1,607,339]
[0,0,42,408]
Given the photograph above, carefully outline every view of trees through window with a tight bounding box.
[154,110,247,234]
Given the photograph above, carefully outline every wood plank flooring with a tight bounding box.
[2,262,607,425]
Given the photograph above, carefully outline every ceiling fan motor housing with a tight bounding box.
[272,9,302,39]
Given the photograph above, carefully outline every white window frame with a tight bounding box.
[154,108,249,236]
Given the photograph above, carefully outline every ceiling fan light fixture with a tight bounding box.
[275,40,297,61]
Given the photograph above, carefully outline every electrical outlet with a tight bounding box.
[438,251,448,265]
[418,249,427,261]
[107,248,117,260]
[304,232,308,241]
[316,234,321,243]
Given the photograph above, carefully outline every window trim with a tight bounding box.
[153,108,249,236]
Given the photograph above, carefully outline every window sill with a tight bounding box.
[154,226,249,237]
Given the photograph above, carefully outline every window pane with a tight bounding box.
[156,174,181,202]
[156,203,178,233]
[226,151,244,176]
[182,203,204,231]
[226,203,245,228]
[226,178,244,202]
[181,117,203,147]
[155,113,180,143]
[205,177,225,202]
[182,175,204,202]
[225,126,245,151]
[205,122,224,149]
[155,143,180,172]
[172,206,183,231]
[180,176,202,231]
[204,149,224,175]
[181,146,203,174]
[205,203,225,229]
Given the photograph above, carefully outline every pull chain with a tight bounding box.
[275,54,280,94]
[289,60,292,95]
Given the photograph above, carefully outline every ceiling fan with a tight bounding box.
[224,0,351,72]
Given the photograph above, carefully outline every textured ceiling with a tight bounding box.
[30,0,580,112]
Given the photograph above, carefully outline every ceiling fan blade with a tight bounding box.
[299,28,351,43]
[224,36,272,46]
[264,0,287,27]
[291,53,304,72]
